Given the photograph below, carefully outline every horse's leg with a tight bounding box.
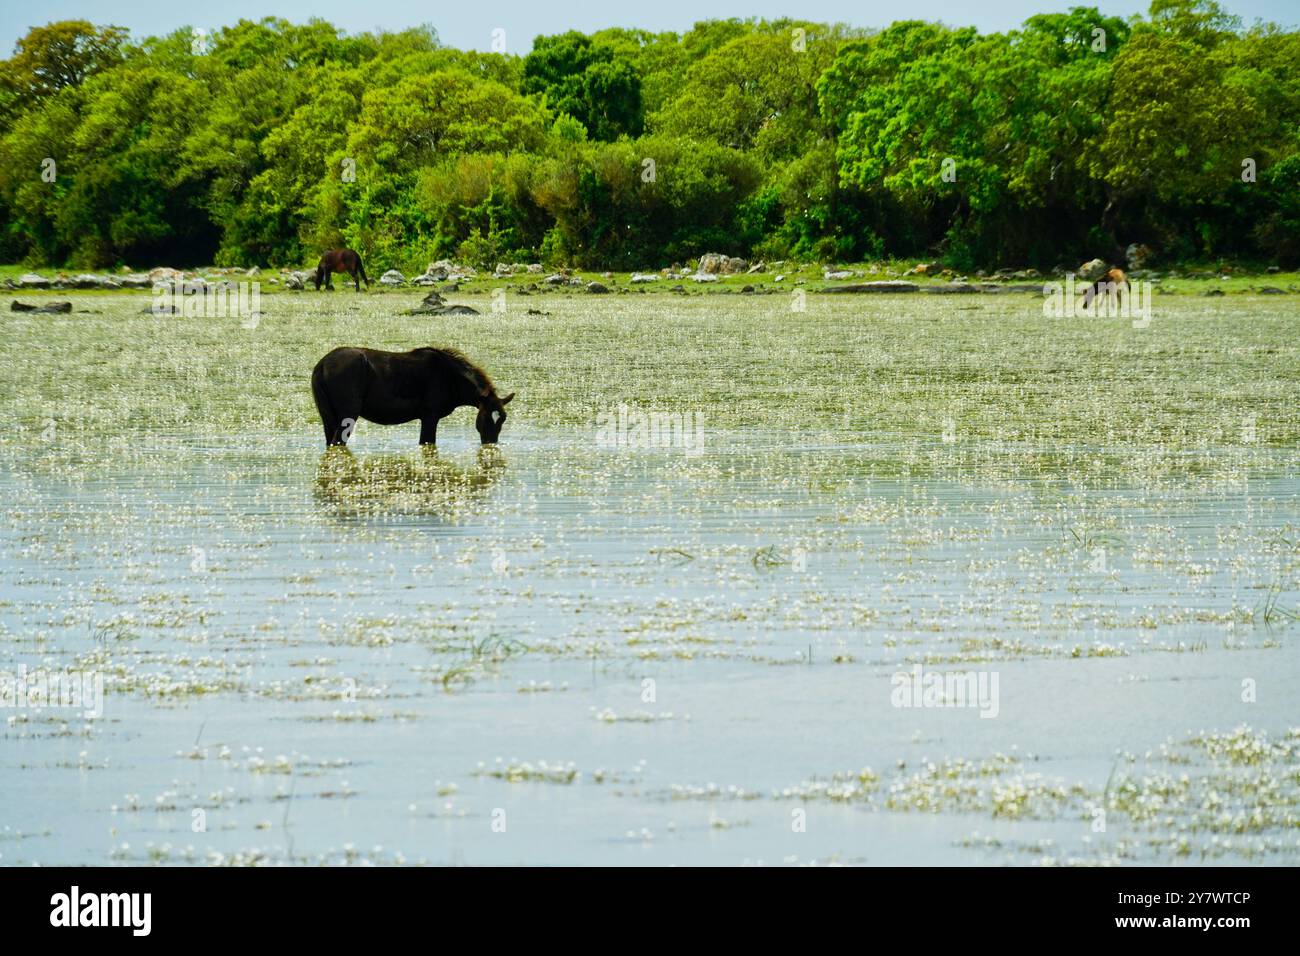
[419,417,438,446]
[326,390,364,446]
[352,269,361,292]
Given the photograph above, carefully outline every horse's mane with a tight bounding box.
[413,347,495,394]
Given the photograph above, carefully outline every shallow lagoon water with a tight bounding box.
[1,292,1298,865]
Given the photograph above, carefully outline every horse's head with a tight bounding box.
[475,390,515,444]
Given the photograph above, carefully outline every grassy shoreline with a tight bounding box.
[4,262,1300,298]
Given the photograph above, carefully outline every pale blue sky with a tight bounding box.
[3,0,1296,55]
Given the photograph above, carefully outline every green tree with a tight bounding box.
[522,31,643,140]
[0,20,128,124]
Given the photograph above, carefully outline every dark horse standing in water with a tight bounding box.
[311,346,515,447]
[314,248,369,291]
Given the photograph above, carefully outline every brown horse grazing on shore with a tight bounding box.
[1082,266,1128,309]
[311,346,515,447]
[314,248,369,291]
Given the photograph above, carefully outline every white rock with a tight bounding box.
[1078,258,1108,282]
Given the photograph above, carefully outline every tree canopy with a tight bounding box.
[0,3,1296,271]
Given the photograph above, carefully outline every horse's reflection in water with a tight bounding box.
[315,445,505,519]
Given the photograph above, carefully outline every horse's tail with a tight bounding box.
[311,362,339,443]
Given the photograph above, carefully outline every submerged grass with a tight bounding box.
[1,291,1298,864]
[1,293,1298,470]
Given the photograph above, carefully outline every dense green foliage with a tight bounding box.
[0,2,1296,271]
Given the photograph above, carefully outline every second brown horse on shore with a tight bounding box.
[1082,266,1129,309]
[314,248,369,292]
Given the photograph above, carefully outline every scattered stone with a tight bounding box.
[153,276,207,294]
[58,273,116,289]
[586,281,610,294]
[1077,259,1108,282]
[696,252,749,274]
[823,270,855,280]
[427,260,477,281]
[1258,287,1286,294]
[408,290,480,315]
[821,280,919,293]
[920,282,980,294]
[1203,289,1225,297]
[10,299,72,313]
[379,269,406,286]
[630,273,659,284]
[689,273,719,283]
[17,273,51,289]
